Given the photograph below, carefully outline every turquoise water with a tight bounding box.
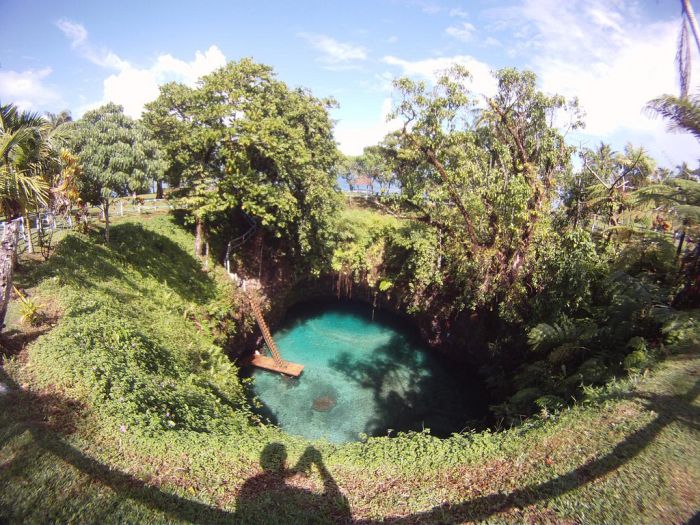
[250,301,483,443]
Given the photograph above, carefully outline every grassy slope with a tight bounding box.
[0,213,698,524]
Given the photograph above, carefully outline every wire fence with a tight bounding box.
[3,194,694,261]
[0,198,175,255]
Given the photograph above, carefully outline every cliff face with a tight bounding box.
[226,256,490,368]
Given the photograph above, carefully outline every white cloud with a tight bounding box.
[298,33,367,66]
[449,8,468,18]
[98,46,227,118]
[56,18,130,70]
[586,6,624,34]
[482,36,502,47]
[55,18,87,48]
[496,0,697,166]
[388,35,399,44]
[446,22,476,42]
[333,98,402,155]
[56,19,226,118]
[421,3,442,14]
[382,54,497,96]
[0,67,62,110]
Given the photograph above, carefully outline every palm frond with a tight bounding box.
[644,94,700,141]
[675,204,700,224]
[528,318,596,353]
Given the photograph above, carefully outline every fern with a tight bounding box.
[528,318,596,354]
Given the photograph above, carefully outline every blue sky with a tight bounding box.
[1,0,698,168]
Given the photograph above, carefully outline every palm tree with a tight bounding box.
[44,110,72,129]
[678,0,700,98]
[644,93,700,141]
[0,102,50,330]
[0,104,50,214]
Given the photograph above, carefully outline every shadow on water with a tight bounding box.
[328,332,487,437]
[1,363,699,523]
[293,299,490,438]
[245,299,489,439]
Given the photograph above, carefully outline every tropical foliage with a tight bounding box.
[0,102,50,219]
[144,59,341,271]
[1,58,698,432]
[67,103,166,242]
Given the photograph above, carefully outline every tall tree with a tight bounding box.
[44,110,72,129]
[385,67,582,315]
[142,83,203,198]
[575,143,656,231]
[353,146,395,194]
[678,0,700,97]
[67,103,165,242]
[145,59,341,270]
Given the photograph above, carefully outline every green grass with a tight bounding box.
[1,213,698,524]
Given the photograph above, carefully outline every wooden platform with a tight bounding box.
[248,354,304,377]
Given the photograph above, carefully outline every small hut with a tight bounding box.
[351,174,374,195]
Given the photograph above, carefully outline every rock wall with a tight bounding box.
[226,262,490,368]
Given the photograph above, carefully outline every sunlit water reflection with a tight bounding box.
[250,301,485,443]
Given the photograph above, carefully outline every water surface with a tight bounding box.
[250,301,484,443]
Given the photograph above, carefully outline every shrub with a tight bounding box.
[32,307,251,433]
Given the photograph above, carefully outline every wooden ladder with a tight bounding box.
[247,292,283,367]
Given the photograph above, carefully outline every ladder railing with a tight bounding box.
[247,292,283,367]
[224,213,257,273]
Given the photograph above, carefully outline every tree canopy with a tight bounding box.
[68,103,166,241]
[381,67,584,317]
[144,58,342,270]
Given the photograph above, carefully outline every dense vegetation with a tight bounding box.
[142,59,342,271]
[26,216,254,434]
[329,68,700,423]
[1,55,699,522]
[3,57,700,423]
[1,213,698,523]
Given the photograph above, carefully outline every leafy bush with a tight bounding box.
[534,395,565,413]
[32,299,251,433]
[530,229,605,319]
[660,309,700,353]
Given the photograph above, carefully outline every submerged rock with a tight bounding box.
[312,395,337,412]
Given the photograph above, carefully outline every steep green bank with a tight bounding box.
[23,215,256,434]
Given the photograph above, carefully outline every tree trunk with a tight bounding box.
[103,199,110,243]
[194,216,205,257]
[683,0,700,55]
[156,180,164,199]
[0,221,20,331]
[677,228,686,258]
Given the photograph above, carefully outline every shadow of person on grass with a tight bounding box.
[234,443,351,524]
[1,361,698,524]
[0,367,237,525]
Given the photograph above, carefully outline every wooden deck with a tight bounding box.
[247,354,304,377]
